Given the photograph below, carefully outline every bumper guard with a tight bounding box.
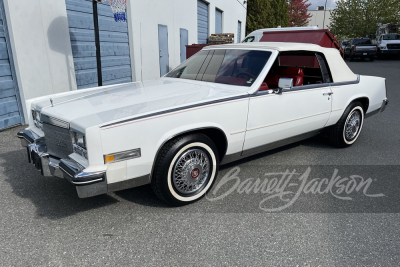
[17,129,107,198]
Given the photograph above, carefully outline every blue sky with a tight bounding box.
[308,0,337,10]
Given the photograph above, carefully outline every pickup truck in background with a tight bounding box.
[344,38,377,62]
[376,33,400,58]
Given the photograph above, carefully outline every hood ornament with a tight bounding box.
[50,98,53,107]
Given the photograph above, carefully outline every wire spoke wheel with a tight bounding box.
[172,149,211,195]
[345,110,361,141]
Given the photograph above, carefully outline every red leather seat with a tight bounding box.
[265,67,304,89]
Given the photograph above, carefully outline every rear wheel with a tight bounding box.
[151,133,219,206]
[329,101,364,148]
[349,55,355,62]
[369,57,375,62]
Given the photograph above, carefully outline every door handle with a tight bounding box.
[323,92,333,96]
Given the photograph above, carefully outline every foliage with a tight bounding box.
[246,0,290,35]
[329,0,400,39]
[287,0,312,27]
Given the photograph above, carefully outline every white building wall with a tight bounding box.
[128,0,247,81]
[308,10,332,30]
[3,0,246,120]
[3,0,76,120]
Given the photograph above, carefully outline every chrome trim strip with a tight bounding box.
[329,75,360,87]
[108,174,151,192]
[41,114,70,129]
[252,75,360,97]
[100,94,249,129]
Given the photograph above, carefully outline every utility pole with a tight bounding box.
[323,0,328,29]
[93,0,103,86]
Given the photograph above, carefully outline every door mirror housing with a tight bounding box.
[278,78,293,90]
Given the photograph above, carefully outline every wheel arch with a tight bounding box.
[349,97,369,113]
[150,126,228,181]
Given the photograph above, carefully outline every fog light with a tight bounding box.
[104,149,141,164]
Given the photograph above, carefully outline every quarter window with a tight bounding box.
[263,51,333,89]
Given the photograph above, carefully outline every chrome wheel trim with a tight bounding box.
[172,149,211,194]
[343,106,364,145]
[345,110,361,140]
[167,143,217,202]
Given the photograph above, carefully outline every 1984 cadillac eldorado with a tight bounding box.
[17,42,388,206]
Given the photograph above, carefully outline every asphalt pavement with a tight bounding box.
[0,58,399,266]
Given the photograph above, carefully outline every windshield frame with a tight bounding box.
[164,47,277,93]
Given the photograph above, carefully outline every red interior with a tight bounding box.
[264,67,304,89]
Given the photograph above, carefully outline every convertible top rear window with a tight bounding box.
[166,49,272,87]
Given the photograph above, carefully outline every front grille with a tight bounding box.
[387,44,400,50]
[42,123,73,159]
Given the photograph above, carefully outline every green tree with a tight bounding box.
[246,0,290,35]
[330,0,400,39]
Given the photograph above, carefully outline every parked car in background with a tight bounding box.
[341,40,349,50]
[376,33,400,57]
[344,38,377,61]
[18,42,388,206]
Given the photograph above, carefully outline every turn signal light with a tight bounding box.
[104,148,141,164]
[105,155,115,163]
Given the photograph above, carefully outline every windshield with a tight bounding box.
[383,34,400,40]
[243,36,255,43]
[166,49,272,87]
[352,39,372,45]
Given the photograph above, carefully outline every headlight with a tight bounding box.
[31,109,43,130]
[71,132,86,149]
[71,131,88,159]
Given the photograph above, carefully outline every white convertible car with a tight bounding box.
[17,42,388,206]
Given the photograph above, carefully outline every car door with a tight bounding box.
[242,52,333,156]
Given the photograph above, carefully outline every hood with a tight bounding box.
[381,40,400,44]
[33,78,248,132]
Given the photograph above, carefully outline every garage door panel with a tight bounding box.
[66,11,94,30]
[101,56,131,68]
[73,57,97,71]
[75,69,98,87]
[69,28,95,42]
[0,0,22,129]
[102,65,131,82]
[0,76,14,90]
[0,112,20,129]
[97,1,131,86]
[99,31,129,43]
[197,0,209,44]
[65,0,93,13]
[67,0,132,89]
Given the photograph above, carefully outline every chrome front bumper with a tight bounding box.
[17,129,107,198]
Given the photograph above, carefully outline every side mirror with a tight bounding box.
[278,78,293,90]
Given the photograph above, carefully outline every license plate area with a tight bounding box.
[363,53,367,55]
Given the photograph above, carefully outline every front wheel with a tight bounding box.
[329,101,364,148]
[151,133,219,206]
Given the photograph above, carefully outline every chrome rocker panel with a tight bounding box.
[17,129,107,198]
